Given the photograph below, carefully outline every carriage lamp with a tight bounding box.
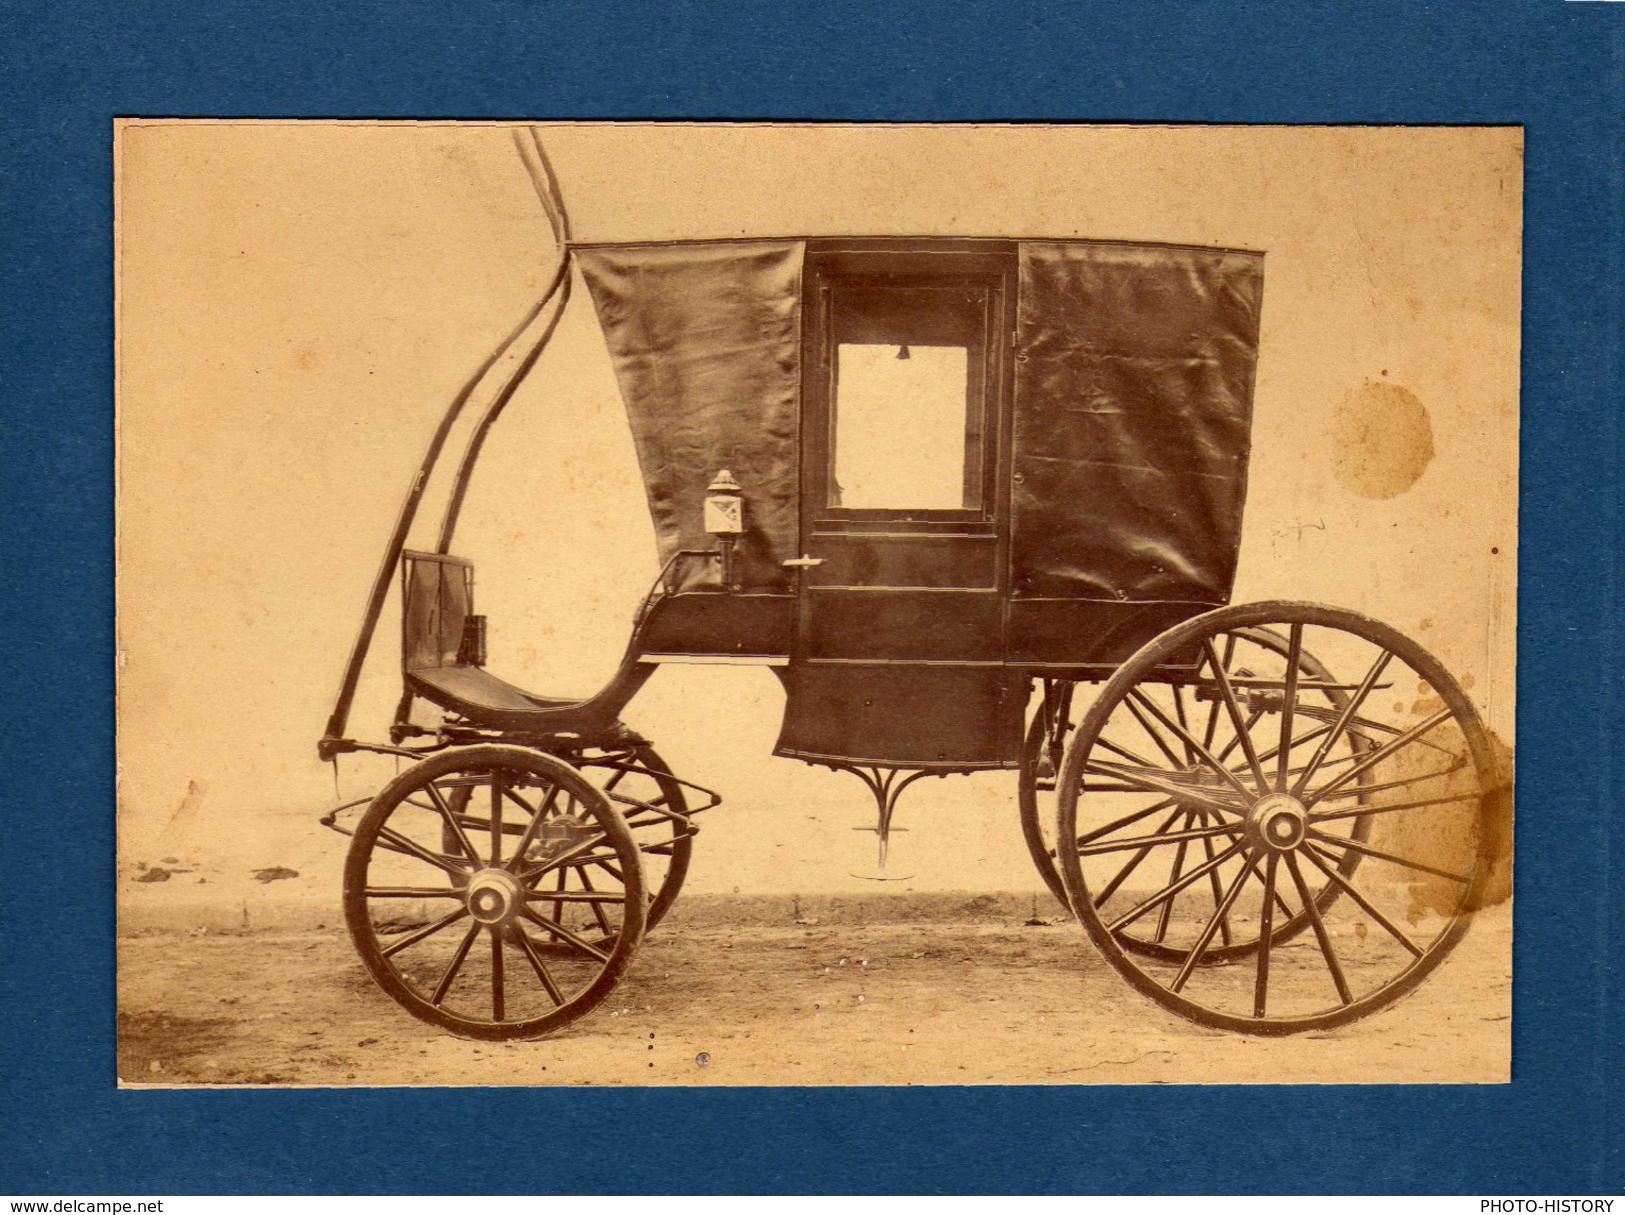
[705,469,745,590]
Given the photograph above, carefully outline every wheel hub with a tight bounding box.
[464,868,523,926]
[1249,792,1308,852]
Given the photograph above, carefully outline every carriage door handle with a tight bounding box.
[782,556,825,568]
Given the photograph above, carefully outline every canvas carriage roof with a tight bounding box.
[573,235,1264,254]
[576,235,1264,604]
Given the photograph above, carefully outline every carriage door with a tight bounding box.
[779,243,1023,769]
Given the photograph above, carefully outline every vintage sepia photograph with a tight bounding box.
[116,120,1519,1086]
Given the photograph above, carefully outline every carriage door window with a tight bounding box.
[828,284,988,513]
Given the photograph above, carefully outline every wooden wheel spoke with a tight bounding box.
[1106,838,1246,933]
[1275,623,1303,791]
[1313,789,1481,823]
[1200,633,1237,750]
[1301,843,1423,958]
[1170,685,1195,762]
[490,926,506,1021]
[549,867,567,927]
[585,744,690,936]
[1169,851,1259,993]
[1285,851,1352,1005]
[504,784,564,874]
[1084,758,1244,816]
[1094,734,1167,772]
[577,866,615,936]
[1289,702,1407,739]
[1123,694,1188,769]
[1074,796,1180,849]
[1250,722,1334,774]
[1163,719,1333,809]
[1313,759,1470,804]
[380,906,470,958]
[1125,690,1256,801]
[1291,649,1393,798]
[1308,829,1471,885]
[1074,821,1236,857]
[420,782,481,864]
[517,831,611,887]
[1167,724,1341,808]
[519,907,612,963]
[1094,807,1187,905]
[500,784,546,818]
[509,925,566,1006]
[1200,639,1270,791]
[590,857,626,882]
[1304,709,1455,805]
[1252,853,1279,1018]
[1212,707,1268,768]
[489,773,504,866]
[614,790,674,820]
[519,889,627,904]
[1153,815,1194,944]
[430,921,482,1006]
[1197,824,1234,947]
[376,825,468,878]
[365,886,464,899]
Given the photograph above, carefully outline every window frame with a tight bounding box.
[803,245,1013,534]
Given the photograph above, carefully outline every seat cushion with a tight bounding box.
[408,664,582,719]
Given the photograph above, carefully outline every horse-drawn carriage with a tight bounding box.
[319,132,1504,1040]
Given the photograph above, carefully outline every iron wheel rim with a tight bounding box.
[343,745,646,1041]
[1055,603,1505,1035]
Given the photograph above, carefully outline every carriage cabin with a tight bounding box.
[576,236,1265,771]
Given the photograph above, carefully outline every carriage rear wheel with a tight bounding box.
[1021,628,1375,963]
[1055,603,1505,1034]
[344,745,646,1040]
[574,743,692,935]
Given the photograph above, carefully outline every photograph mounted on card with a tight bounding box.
[115,121,1518,1085]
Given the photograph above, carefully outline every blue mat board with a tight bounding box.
[0,0,1620,1194]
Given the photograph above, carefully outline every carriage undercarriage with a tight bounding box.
[322,595,1503,1041]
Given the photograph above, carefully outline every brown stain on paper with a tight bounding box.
[167,777,206,834]
[1369,722,1514,917]
[1332,380,1435,499]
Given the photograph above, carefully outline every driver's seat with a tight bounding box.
[396,551,652,739]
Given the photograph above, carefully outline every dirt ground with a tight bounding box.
[118,903,1510,1087]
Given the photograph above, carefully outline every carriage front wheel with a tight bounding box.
[344,745,646,1040]
[1055,602,1507,1035]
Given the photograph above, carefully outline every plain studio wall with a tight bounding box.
[116,122,1520,896]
